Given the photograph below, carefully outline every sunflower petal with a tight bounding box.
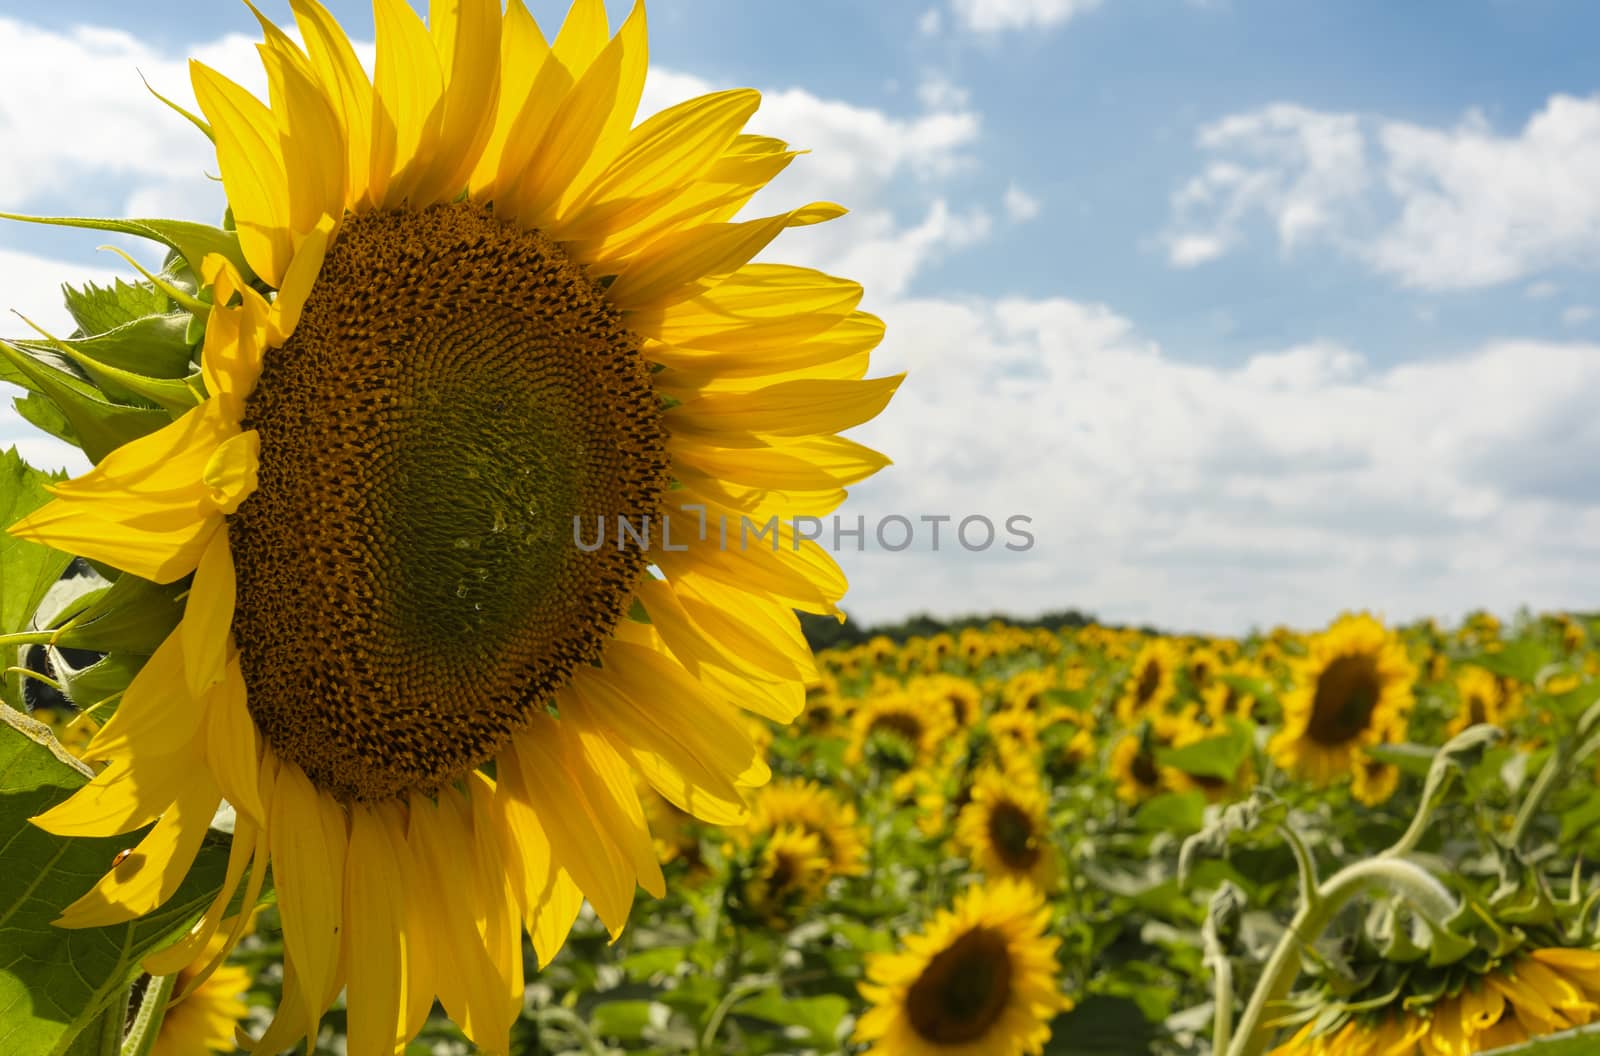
[190,62,293,286]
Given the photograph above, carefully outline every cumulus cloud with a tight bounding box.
[837,296,1600,632]
[950,0,1103,33]
[1165,93,1600,290]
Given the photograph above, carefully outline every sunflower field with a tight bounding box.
[2,2,1600,1056]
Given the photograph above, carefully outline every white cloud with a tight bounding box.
[840,297,1600,632]
[1166,94,1600,291]
[1003,184,1042,222]
[918,9,944,34]
[1563,305,1595,326]
[951,0,1103,33]
[1526,280,1560,299]
[917,74,970,111]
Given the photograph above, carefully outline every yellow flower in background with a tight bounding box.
[955,766,1059,890]
[1109,716,1186,804]
[149,925,253,1056]
[743,777,867,877]
[9,1,898,1052]
[1447,665,1519,737]
[913,673,985,728]
[1269,614,1414,787]
[855,879,1070,1056]
[740,825,831,929]
[848,691,951,772]
[1269,948,1600,1056]
[1116,638,1180,723]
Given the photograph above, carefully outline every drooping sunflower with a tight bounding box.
[8,3,896,1053]
[741,776,867,877]
[855,879,1070,1056]
[1270,948,1600,1056]
[954,765,1059,890]
[1269,614,1414,787]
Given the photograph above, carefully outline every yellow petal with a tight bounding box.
[81,630,203,763]
[268,213,337,344]
[143,810,259,977]
[665,374,904,445]
[204,659,265,826]
[343,805,408,1056]
[190,61,293,287]
[412,0,502,205]
[55,771,220,928]
[606,204,847,311]
[550,0,609,74]
[202,430,260,515]
[671,435,890,492]
[560,0,647,209]
[268,761,348,1041]
[628,264,862,351]
[182,527,235,699]
[370,0,444,207]
[469,0,551,199]
[291,0,375,207]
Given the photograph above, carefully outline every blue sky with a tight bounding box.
[2,0,1599,633]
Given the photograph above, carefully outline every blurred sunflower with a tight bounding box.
[1270,948,1600,1056]
[1269,614,1414,787]
[743,776,866,877]
[10,1,896,1052]
[149,924,253,1056]
[915,673,984,728]
[955,766,1058,890]
[855,880,1070,1056]
[737,825,830,929]
[1446,665,1519,738]
[1109,717,1185,804]
[1115,638,1180,723]
[848,691,950,773]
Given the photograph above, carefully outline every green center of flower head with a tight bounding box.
[1308,654,1383,746]
[230,203,667,802]
[906,926,1015,1043]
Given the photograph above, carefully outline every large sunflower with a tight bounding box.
[1269,614,1414,787]
[8,2,896,1052]
[854,879,1070,1056]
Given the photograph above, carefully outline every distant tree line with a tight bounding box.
[797,608,1103,653]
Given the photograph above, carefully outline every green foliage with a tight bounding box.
[0,707,228,1056]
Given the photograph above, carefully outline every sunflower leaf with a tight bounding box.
[0,706,229,1056]
[0,449,73,707]
[15,314,195,380]
[0,214,252,282]
[60,278,170,338]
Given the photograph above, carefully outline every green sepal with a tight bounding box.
[0,341,169,463]
[21,330,199,416]
[56,652,148,712]
[45,574,185,655]
[0,213,252,282]
[15,314,194,380]
[12,391,79,449]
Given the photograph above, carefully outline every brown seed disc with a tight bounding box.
[904,926,1015,1044]
[229,202,667,802]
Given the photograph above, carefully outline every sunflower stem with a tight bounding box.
[118,973,175,1056]
[535,1006,603,1056]
[1509,744,1569,851]
[1224,858,1455,1056]
[698,976,771,1055]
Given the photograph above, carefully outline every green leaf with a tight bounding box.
[0,448,69,638]
[737,991,850,1047]
[0,342,168,463]
[1042,995,1159,1055]
[1479,1021,1600,1055]
[0,450,73,706]
[59,279,169,337]
[0,214,251,282]
[589,1000,656,1042]
[1155,723,1251,779]
[1467,640,1551,684]
[1133,791,1206,836]
[13,394,78,452]
[0,706,230,1056]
